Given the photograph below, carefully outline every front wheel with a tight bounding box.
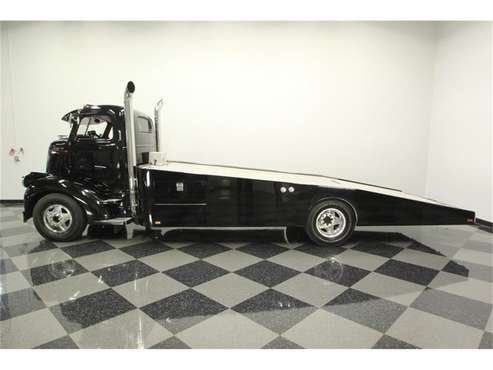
[33,193,87,242]
[305,199,356,247]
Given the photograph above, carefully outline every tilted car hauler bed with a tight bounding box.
[22,82,475,247]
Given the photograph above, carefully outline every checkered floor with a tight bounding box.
[1,203,492,349]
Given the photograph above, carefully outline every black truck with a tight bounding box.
[22,82,475,247]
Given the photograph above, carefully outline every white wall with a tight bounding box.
[0,22,436,200]
[426,22,492,221]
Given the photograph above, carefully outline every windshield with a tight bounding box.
[75,116,113,140]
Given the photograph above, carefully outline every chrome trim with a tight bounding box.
[154,203,207,206]
[101,198,123,204]
[43,204,72,233]
[145,170,151,188]
[154,99,164,153]
[315,207,346,238]
[124,81,137,216]
[93,217,133,225]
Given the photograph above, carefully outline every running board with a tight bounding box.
[101,198,124,204]
[93,217,133,225]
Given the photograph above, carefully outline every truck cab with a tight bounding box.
[23,85,157,241]
[53,105,127,198]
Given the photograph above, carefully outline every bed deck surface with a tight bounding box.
[140,160,442,206]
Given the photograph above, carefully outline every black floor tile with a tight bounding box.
[324,288,406,332]
[352,231,411,244]
[120,240,172,258]
[232,289,315,333]
[50,289,135,333]
[295,243,345,258]
[179,242,230,259]
[407,241,444,256]
[373,335,418,349]
[36,336,79,349]
[92,260,158,287]
[22,260,87,286]
[442,260,469,277]
[479,331,493,349]
[263,336,303,349]
[235,261,299,287]
[443,260,493,283]
[233,289,311,314]
[61,240,114,258]
[0,288,45,321]
[164,260,228,287]
[150,336,190,349]
[141,289,226,334]
[0,258,18,275]
[376,259,439,286]
[306,260,370,286]
[238,243,288,259]
[352,242,403,258]
[411,288,492,330]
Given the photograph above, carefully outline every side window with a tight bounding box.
[136,116,153,133]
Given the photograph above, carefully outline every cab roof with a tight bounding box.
[61,105,151,124]
[61,105,124,123]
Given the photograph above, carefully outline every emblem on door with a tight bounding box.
[176,182,184,192]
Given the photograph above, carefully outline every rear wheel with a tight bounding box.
[33,193,87,242]
[305,199,356,247]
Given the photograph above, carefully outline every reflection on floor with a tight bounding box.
[0,203,492,349]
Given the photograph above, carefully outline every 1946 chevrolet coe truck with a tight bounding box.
[22,82,475,247]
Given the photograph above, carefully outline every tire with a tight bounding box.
[33,193,87,242]
[305,199,356,247]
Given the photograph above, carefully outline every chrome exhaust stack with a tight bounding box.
[154,99,165,156]
[124,81,137,216]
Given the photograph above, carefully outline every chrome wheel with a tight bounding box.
[315,208,346,239]
[43,204,73,233]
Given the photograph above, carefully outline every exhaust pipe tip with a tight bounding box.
[126,81,135,94]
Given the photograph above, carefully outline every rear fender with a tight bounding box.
[23,174,111,223]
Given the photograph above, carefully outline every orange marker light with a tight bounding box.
[154,220,161,225]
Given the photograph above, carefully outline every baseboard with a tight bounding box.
[476,218,492,233]
[0,199,23,204]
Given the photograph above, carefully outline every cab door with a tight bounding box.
[69,116,121,191]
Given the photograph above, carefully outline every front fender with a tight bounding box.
[23,173,112,223]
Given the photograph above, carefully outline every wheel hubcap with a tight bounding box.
[43,204,72,233]
[315,208,346,238]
